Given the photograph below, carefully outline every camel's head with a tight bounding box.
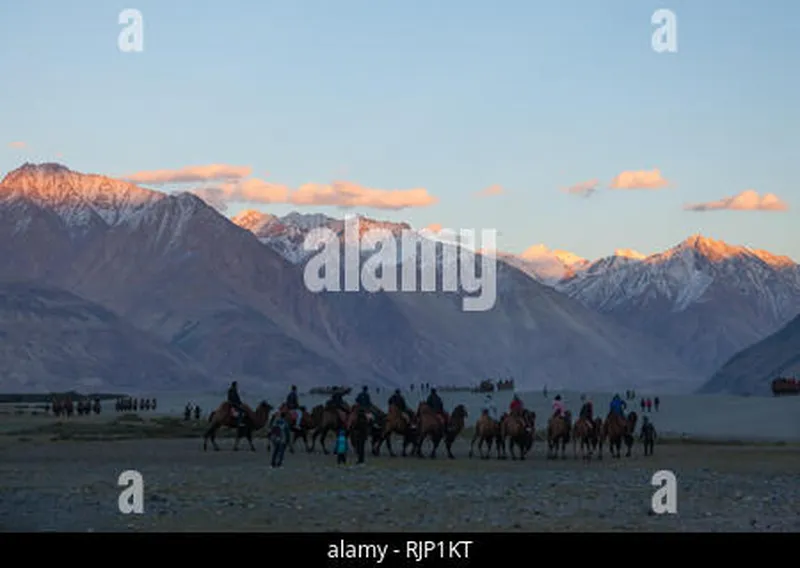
[452,404,467,419]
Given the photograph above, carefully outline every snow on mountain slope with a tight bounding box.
[0,163,163,231]
[496,244,589,284]
[231,209,412,264]
[0,164,706,392]
[556,235,800,375]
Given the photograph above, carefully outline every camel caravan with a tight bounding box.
[200,382,648,463]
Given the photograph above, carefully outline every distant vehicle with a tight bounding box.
[771,377,800,396]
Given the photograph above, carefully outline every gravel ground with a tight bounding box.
[1,431,798,532]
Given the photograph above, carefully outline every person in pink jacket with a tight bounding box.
[552,395,565,418]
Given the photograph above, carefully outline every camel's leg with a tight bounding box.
[246,429,255,451]
[573,436,578,459]
[561,438,567,459]
[404,431,417,457]
[204,424,220,451]
[415,433,425,458]
[319,427,330,454]
[445,434,455,459]
[510,440,517,460]
[386,433,396,457]
[430,434,442,459]
[469,433,478,458]
[233,429,240,451]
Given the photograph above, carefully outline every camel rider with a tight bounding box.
[609,393,626,419]
[285,385,303,428]
[579,397,594,421]
[227,381,244,427]
[509,394,523,417]
[388,388,411,422]
[483,393,498,421]
[355,386,374,420]
[328,388,347,411]
[552,394,565,418]
[426,387,446,425]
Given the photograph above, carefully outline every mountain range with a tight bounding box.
[0,163,797,395]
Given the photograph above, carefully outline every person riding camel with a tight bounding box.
[579,397,594,421]
[509,394,523,417]
[609,393,626,422]
[227,381,244,427]
[388,388,412,423]
[579,396,595,434]
[355,386,374,420]
[285,385,303,428]
[552,394,565,419]
[426,387,446,426]
[327,388,348,411]
[483,393,498,421]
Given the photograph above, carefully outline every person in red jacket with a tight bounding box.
[509,394,523,416]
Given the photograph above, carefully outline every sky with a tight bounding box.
[1,0,798,260]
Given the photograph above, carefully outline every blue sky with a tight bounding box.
[1,0,797,260]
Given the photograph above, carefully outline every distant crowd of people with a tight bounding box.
[115,397,157,412]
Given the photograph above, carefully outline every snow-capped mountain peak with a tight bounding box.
[655,234,796,269]
[614,248,646,260]
[519,244,587,266]
[230,209,278,233]
[230,209,413,264]
[0,162,164,229]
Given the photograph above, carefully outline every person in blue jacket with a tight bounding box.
[609,393,627,418]
[335,428,348,465]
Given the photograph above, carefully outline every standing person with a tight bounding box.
[270,412,291,468]
[640,417,657,456]
[353,408,368,465]
[335,428,348,465]
[654,396,660,412]
[640,397,646,413]
[646,398,652,413]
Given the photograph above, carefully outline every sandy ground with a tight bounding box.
[0,412,798,532]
